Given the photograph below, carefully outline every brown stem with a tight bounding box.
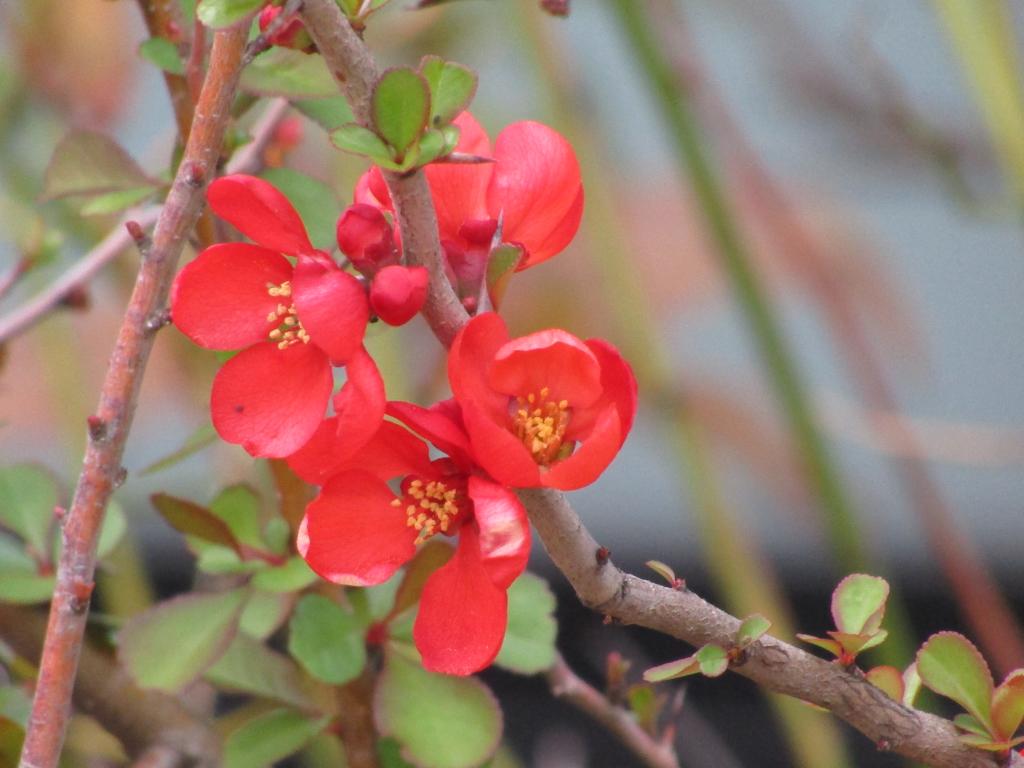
[268,6,1023,767]
[18,27,247,768]
[0,605,217,766]
[334,670,379,768]
[546,654,679,768]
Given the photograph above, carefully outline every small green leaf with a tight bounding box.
[953,713,993,737]
[261,168,337,251]
[917,631,995,733]
[0,718,23,768]
[242,48,338,99]
[645,560,678,587]
[494,572,557,675]
[79,185,157,216]
[288,594,367,685]
[151,493,243,557]
[195,0,263,28]
[418,56,477,126]
[140,423,218,476]
[643,655,700,683]
[41,131,154,201]
[292,97,354,131]
[415,128,449,166]
[118,589,247,691]
[903,662,922,707]
[371,68,430,156]
[830,573,889,635]
[485,245,523,310]
[795,633,842,658]
[206,633,325,711]
[388,540,453,621]
[626,684,659,732]
[210,484,265,550]
[240,589,295,640]
[0,571,55,604]
[375,649,502,768]
[736,614,771,649]
[252,556,318,593]
[330,123,395,166]
[138,37,185,75]
[992,669,1024,740]
[224,708,330,768]
[0,686,31,725]
[696,645,729,677]
[866,666,904,702]
[0,464,59,557]
[96,500,127,559]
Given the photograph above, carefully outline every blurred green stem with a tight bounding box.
[610,0,865,571]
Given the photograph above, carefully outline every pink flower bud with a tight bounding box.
[258,6,314,52]
[370,265,428,326]
[336,204,398,276]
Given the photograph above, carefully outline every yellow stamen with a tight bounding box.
[512,387,571,466]
[398,476,464,543]
[264,280,310,348]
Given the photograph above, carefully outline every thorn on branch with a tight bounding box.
[68,580,95,615]
[86,415,108,442]
[596,546,611,565]
[124,220,150,251]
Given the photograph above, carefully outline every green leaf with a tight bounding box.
[140,423,218,475]
[118,589,247,691]
[252,556,318,593]
[96,499,127,559]
[288,594,367,685]
[195,0,263,28]
[378,738,417,768]
[418,56,477,126]
[696,644,729,677]
[992,669,1024,740]
[494,572,557,675]
[240,589,295,639]
[41,131,154,201]
[138,37,185,75]
[224,708,330,768]
[0,464,58,557]
[371,68,430,156]
[330,123,395,166]
[643,655,700,683]
[79,185,157,216]
[485,245,523,310]
[211,484,265,550]
[0,571,55,604]
[375,649,502,768]
[0,718,23,768]
[830,573,889,635]
[242,48,339,99]
[415,128,449,166]
[645,560,678,587]
[261,168,337,251]
[917,631,995,734]
[735,614,771,649]
[795,633,842,658]
[293,97,354,131]
[151,493,243,557]
[626,684,659,732]
[206,633,324,711]
[866,666,904,702]
[953,713,993,738]
[0,686,31,725]
[903,662,922,707]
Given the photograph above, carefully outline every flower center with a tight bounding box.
[513,386,571,466]
[265,281,310,349]
[390,477,464,542]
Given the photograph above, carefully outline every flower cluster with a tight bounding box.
[170,114,636,675]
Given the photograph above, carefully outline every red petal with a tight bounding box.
[292,255,369,363]
[488,329,603,408]
[587,338,638,441]
[413,522,508,675]
[448,312,512,423]
[171,243,292,350]
[207,175,313,255]
[299,470,416,585]
[210,342,332,457]
[336,203,398,275]
[468,476,530,589]
[486,122,582,266]
[332,346,386,459]
[426,112,493,244]
[385,400,474,470]
[461,400,540,487]
[354,167,393,210]
[370,265,428,326]
[287,418,432,485]
[541,403,621,490]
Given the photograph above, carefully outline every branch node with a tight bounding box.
[68,580,95,614]
[124,220,149,249]
[86,415,108,442]
[145,307,173,334]
[185,161,206,188]
[595,546,611,565]
[877,738,892,752]
[114,467,128,489]
[53,506,67,525]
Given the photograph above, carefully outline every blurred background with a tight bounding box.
[2,0,1024,766]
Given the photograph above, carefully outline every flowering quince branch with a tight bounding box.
[18,26,248,768]
[295,4,1022,767]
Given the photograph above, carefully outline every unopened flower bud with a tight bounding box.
[370,265,428,326]
[337,204,398,276]
[258,6,315,53]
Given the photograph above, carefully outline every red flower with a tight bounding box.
[171,175,376,457]
[297,410,530,675]
[356,112,583,276]
[448,312,637,490]
[258,5,314,52]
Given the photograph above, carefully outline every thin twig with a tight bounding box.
[0,207,160,345]
[18,27,248,768]
[0,605,218,767]
[546,654,679,768]
[297,5,1022,766]
[225,98,294,176]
